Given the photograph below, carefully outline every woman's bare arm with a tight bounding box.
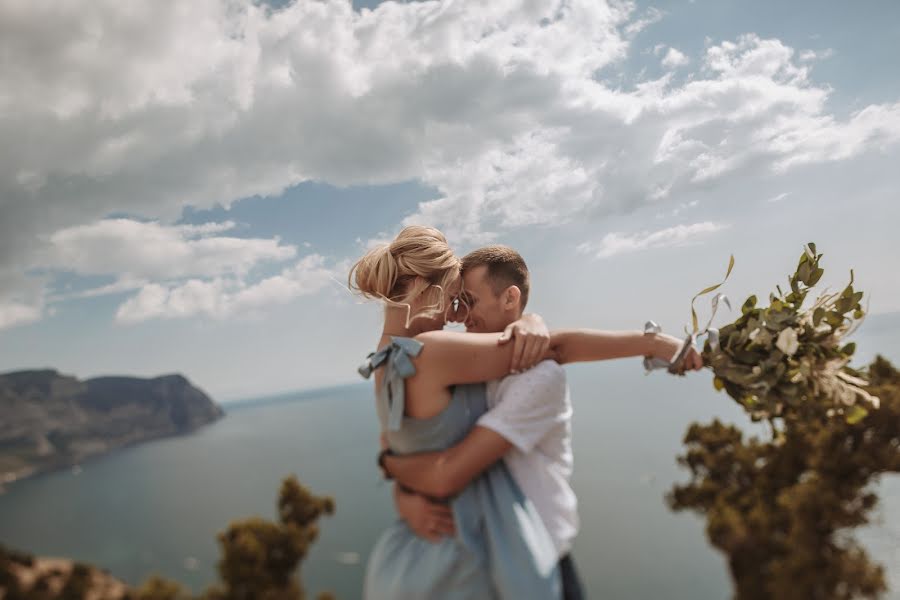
[414,330,524,388]
[414,327,690,388]
[548,329,670,364]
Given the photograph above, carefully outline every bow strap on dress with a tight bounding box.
[358,336,424,432]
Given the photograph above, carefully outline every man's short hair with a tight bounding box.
[461,245,530,309]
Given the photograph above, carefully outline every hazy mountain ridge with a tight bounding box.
[0,369,224,490]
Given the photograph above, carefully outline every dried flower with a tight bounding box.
[775,327,799,356]
[698,243,879,424]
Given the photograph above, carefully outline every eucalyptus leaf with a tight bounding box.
[741,295,757,315]
[809,268,824,286]
[680,243,875,431]
[845,405,868,425]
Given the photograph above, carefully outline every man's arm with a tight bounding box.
[382,427,513,499]
[383,361,568,498]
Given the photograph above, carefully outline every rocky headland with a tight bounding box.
[0,369,224,491]
[1,544,131,600]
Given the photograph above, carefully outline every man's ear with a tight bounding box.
[502,285,521,310]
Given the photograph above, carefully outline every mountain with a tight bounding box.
[0,369,224,490]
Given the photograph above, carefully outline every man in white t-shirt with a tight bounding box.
[382,245,584,599]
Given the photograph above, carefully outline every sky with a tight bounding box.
[1,0,899,402]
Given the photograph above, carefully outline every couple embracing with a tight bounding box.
[350,226,702,599]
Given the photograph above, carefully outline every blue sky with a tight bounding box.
[1,0,898,401]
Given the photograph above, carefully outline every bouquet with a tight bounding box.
[680,244,879,425]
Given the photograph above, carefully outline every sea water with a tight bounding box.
[1,315,898,599]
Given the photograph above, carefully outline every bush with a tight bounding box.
[670,353,899,599]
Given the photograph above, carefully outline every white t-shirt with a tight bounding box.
[477,360,578,557]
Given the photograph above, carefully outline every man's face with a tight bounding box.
[461,265,518,333]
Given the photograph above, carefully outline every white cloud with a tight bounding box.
[39,219,296,283]
[661,47,689,68]
[799,48,834,61]
[400,33,900,245]
[766,192,791,203]
[624,7,665,36]
[0,300,42,330]
[2,2,900,326]
[27,218,310,320]
[0,272,47,330]
[115,254,342,323]
[669,199,700,217]
[403,129,595,243]
[2,0,636,327]
[176,221,239,237]
[578,221,729,259]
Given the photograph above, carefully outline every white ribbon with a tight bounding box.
[643,291,729,374]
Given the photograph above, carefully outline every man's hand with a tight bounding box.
[394,486,455,543]
[650,332,703,374]
[498,312,551,373]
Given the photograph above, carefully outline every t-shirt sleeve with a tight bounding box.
[477,361,569,453]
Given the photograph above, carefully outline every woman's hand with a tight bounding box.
[394,486,456,543]
[649,332,703,373]
[498,313,551,373]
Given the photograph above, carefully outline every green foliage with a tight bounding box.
[135,576,194,600]
[141,475,335,600]
[670,356,900,599]
[701,244,876,425]
[671,246,900,598]
[1,476,335,600]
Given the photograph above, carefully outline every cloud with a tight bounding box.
[38,219,296,283]
[799,48,834,61]
[403,129,595,243]
[2,0,636,327]
[2,2,900,327]
[661,47,689,68]
[766,192,791,203]
[28,218,307,320]
[399,33,900,245]
[0,300,42,329]
[115,254,343,323]
[578,222,729,259]
[0,271,47,329]
[624,7,665,36]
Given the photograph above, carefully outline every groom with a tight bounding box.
[382,245,587,599]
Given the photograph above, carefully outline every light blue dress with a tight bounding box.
[359,337,561,600]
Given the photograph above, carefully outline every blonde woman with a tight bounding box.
[352,225,698,600]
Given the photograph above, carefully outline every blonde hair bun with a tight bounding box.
[349,225,460,321]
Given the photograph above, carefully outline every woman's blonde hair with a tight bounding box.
[349,225,461,324]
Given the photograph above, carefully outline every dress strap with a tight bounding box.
[358,336,424,432]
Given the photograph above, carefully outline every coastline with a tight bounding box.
[0,414,226,495]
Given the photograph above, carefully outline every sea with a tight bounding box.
[2,314,899,599]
